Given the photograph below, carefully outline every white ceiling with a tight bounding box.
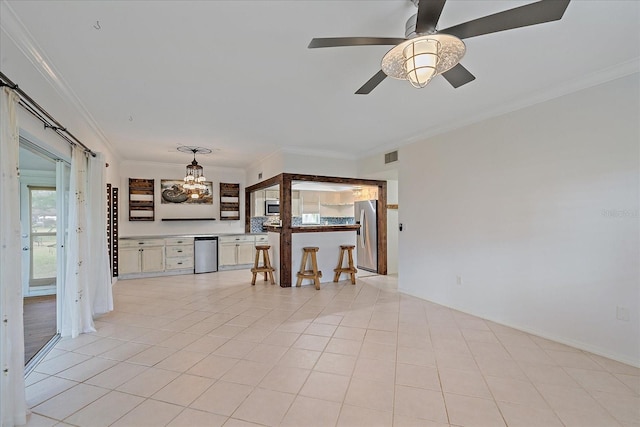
[4,1,639,169]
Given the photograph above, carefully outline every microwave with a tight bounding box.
[265,200,279,216]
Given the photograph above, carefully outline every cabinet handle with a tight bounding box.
[177,262,183,265]
[177,250,183,253]
[177,240,183,243]
[138,242,144,245]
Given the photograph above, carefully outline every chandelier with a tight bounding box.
[178,146,211,199]
[381,33,466,89]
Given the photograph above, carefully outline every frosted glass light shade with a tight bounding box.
[382,33,466,88]
[403,39,439,88]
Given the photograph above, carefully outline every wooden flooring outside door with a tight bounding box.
[23,295,57,364]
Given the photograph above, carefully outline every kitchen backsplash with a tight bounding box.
[250,216,355,232]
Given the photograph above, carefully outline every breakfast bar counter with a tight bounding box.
[263,224,360,286]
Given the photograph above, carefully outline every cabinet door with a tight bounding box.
[141,247,164,273]
[120,248,141,274]
[292,190,301,216]
[301,191,320,214]
[219,243,237,266]
[236,242,255,265]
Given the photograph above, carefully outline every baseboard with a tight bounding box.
[398,286,640,368]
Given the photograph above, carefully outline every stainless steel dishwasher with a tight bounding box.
[194,236,218,273]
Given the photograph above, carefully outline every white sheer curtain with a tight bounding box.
[87,153,112,315]
[61,146,93,337]
[0,87,27,425]
[61,147,112,338]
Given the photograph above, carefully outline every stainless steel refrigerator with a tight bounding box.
[355,200,377,272]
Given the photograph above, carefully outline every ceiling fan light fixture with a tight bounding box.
[403,38,440,88]
[382,33,466,89]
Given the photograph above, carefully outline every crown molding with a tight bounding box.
[359,59,640,159]
[0,1,121,161]
[119,158,245,174]
[308,60,640,171]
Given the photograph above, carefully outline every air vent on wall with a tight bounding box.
[384,150,398,164]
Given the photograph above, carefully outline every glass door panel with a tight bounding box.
[29,187,57,288]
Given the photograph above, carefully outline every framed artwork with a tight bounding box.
[160,179,213,204]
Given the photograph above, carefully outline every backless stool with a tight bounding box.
[296,247,322,290]
[251,245,275,285]
[333,244,357,284]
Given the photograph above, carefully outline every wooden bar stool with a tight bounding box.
[333,244,357,285]
[296,247,322,290]
[251,245,275,285]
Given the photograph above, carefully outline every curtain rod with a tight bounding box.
[0,71,96,157]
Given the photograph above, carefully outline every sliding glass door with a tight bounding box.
[19,142,69,367]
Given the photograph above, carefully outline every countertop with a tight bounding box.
[120,233,266,240]
[264,224,360,233]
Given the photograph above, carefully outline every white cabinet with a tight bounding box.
[265,190,279,200]
[119,239,165,275]
[301,191,320,214]
[291,190,301,216]
[252,191,265,216]
[320,191,355,218]
[165,237,194,271]
[237,242,254,264]
[255,235,269,246]
[219,235,256,267]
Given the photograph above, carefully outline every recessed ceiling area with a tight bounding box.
[2,1,638,169]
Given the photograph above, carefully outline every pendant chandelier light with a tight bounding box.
[178,146,211,199]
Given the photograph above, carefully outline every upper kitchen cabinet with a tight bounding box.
[265,189,279,200]
[301,191,320,214]
[291,190,301,217]
[320,191,354,218]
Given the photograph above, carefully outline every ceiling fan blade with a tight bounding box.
[355,70,387,95]
[308,37,406,48]
[440,0,570,40]
[440,63,475,88]
[415,0,447,34]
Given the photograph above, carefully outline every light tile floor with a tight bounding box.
[25,270,639,426]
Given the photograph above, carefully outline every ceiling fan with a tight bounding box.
[308,0,570,94]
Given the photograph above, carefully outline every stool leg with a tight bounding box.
[348,248,356,285]
[311,252,320,290]
[333,249,344,282]
[296,251,308,287]
[261,251,268,281]
[251,249,260,285]
[264,250,275,285]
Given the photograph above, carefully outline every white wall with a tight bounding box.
[246,149,359,187]
[245,151,286,186]
[282,151,357,178]
[119,160,247,237]
[399,74,640,366]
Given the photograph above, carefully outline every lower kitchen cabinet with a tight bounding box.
[165,237,194,271]
[118,234,266,277]
[218,234,266,269]
[219,235,259,268]
[119,239,165,275]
